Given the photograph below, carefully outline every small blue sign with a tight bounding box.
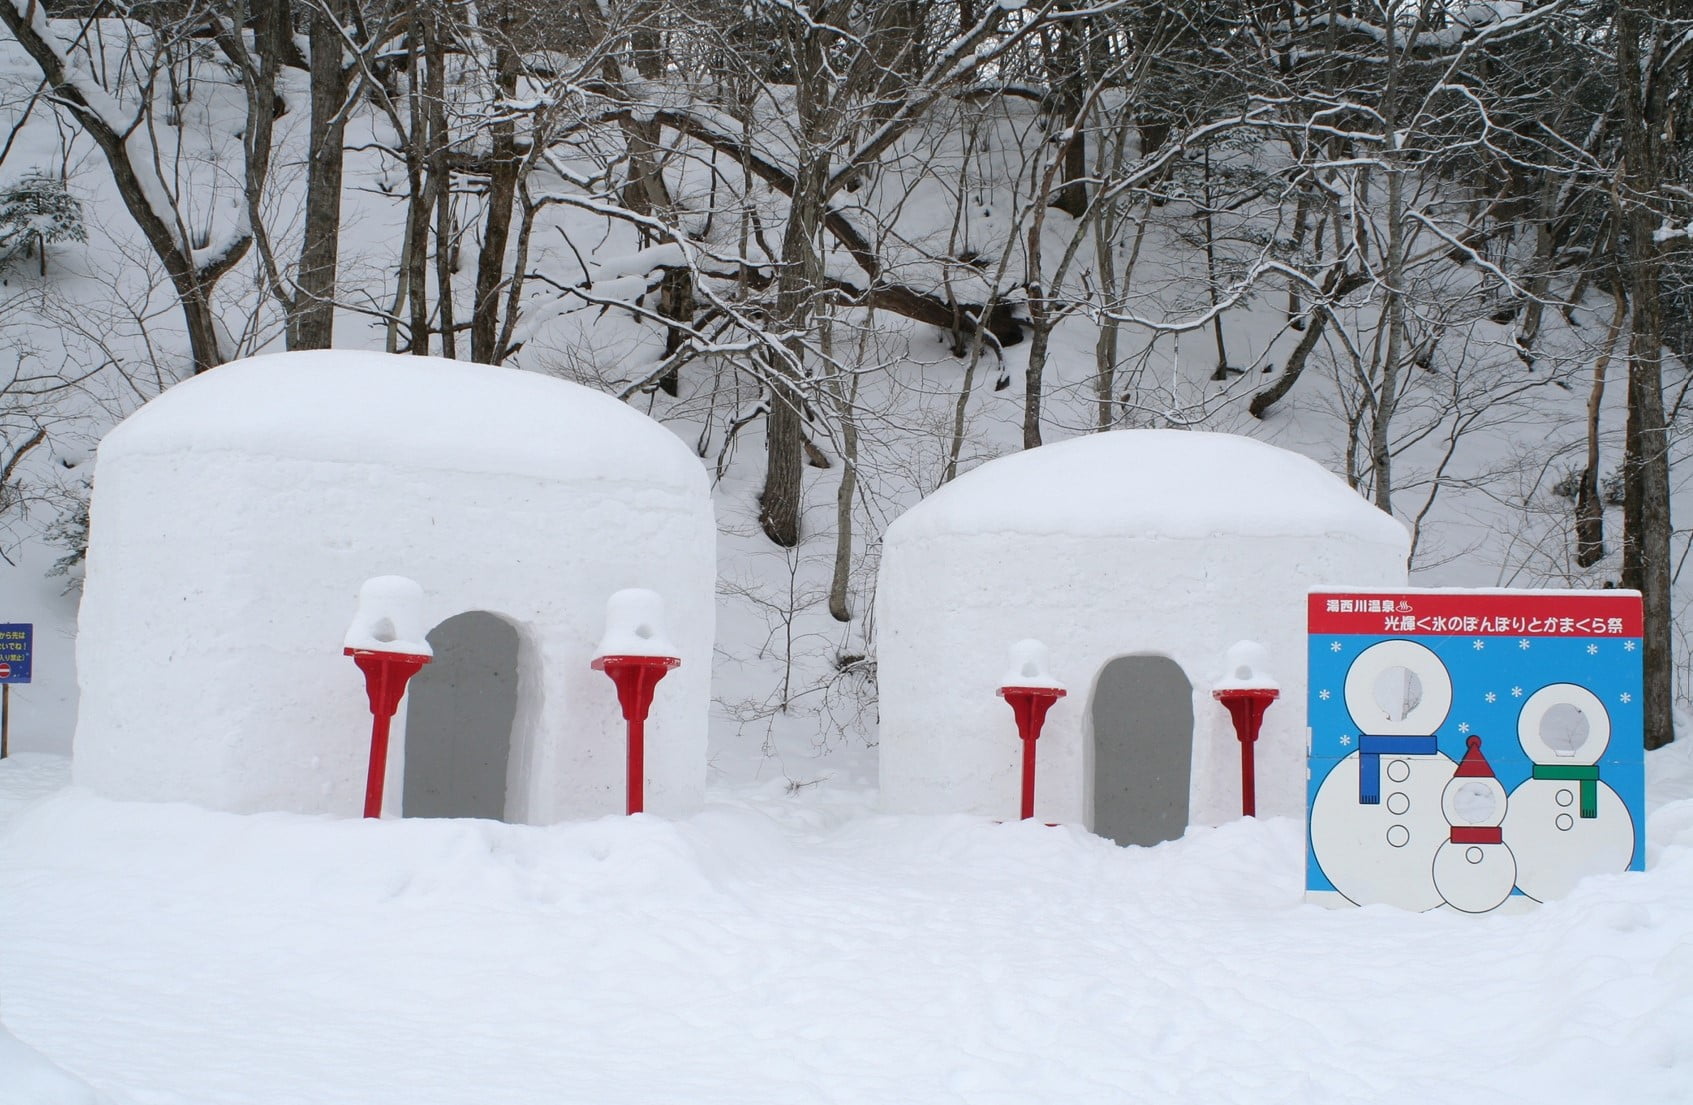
[0,623,32,684]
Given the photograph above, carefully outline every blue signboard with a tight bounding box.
[0,623,32,684]
[1307,590,1644,913]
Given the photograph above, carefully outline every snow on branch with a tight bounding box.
[1098,257,1339,335]
[0,0,248,280]
[1,3,173,243]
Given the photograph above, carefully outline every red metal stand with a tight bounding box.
[997,685,1066,820]
[592,654,681,815]
[1213,687,1279,817]
[345,647,431,818]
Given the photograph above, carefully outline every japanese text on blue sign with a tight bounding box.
[0,623,33,684]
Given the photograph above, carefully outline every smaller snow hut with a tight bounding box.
[73,351,715,824]
[876,430,1409,844]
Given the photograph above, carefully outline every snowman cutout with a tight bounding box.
[1431,735,1517,913]
[1310,639,1457,911]
[1501,683,1635,902]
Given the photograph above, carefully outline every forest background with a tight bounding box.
[1,0,1690,764]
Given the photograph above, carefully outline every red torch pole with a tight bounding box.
[997,685,1066,820]
[345,647,431,818]
[1213,687,1279,818]
[593,654,680,815]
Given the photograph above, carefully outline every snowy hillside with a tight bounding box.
[2,21,1679,774]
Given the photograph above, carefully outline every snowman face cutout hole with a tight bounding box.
[1539,703,1590,756]
[1344,640,1452,735]
[1449,781,1498,824]
[1517,683,1610,764]
[1371,666,1424,723]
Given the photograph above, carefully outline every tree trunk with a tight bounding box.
[402,19,431,354]
[1369,155,1409,514]
[758,24,829,548]
[427,16,456,360]
[760,167,823,544]
[471,32,519,364]
[176,286,228,374]
[1615,1,1676,750]
[1575,289,1625,568]
[1286,183,1312,328]
[656,268,695,394]
[217,0,281,335]
[290,0,349,350]
[1202,147,1230,376]
[1023,316,1050,450]
[1094,294,1119,431]
[827,319,859,622]
[760,367,806,548]
[1511,195,1555,370]
[1048,21,1088,218]
[602,10,698,391]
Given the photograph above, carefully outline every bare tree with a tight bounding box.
[1,0,253,372]
[1612,0,1688,750]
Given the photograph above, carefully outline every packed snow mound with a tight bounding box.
[890,429,1405,542]
[877,429,1409,828]
[0,1022,107,1105]
[97,351,706,491]
[74,349,716,821]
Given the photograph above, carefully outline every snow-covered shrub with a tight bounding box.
[0,175,87,274]
[1549,468,1627,507]
[43,472,91,592]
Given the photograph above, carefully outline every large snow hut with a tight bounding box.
[875,429,1408,844]
[72,351,715,823]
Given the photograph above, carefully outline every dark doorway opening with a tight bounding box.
[1090,654,1194,847]
[402,611,518,820]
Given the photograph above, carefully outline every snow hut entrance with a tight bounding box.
[402,611,519,820]
[1090,655,1194,847]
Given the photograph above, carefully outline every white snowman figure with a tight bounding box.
[1432,735,1517,913]
[1502,683,1636,902]
[1310,640,1458,911]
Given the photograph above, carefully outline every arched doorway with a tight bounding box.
[402,611,519,820]
[1090,654,1194,847]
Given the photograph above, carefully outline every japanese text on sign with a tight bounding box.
[0,623,33,684]
[1308,592,1642,638]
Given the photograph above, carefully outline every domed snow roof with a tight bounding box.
[100,351,706,492]
[888,429,1406,545]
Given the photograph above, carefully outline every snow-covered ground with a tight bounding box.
[6,21,1693,1105]
[3,743,1693,1105]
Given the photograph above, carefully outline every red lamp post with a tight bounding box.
[345,647,431,818]
[593,586,683,816]
[592,653,680,815]
[344,575,433,819]
[1213,686,1279,818]
[997,636,1068,822]
[998,683,1066,820]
